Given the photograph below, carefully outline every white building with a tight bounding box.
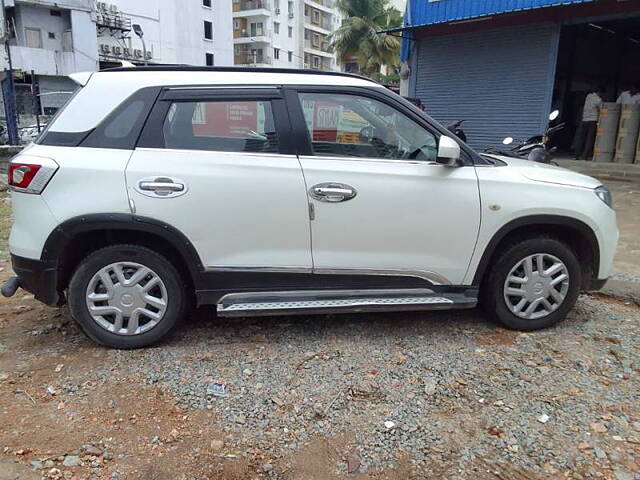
[232,0,341,71]
[0,0,342,120]
[97,0,233,68]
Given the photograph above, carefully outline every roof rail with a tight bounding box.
[102,65,377,83]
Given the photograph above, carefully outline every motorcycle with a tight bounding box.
[446,120,467,143]
[485,110,564,164]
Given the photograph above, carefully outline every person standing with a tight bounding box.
[573,86,604,160]
[617,84,640,105]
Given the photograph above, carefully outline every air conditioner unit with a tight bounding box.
[275,8,280,14]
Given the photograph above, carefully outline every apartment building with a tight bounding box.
[232,0,340,71]
[302,0,338,70]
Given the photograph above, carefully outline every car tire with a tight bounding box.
[482,236,581,331]
[68,245,187,349]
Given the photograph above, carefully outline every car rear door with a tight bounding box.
[287,87,481,285]
[126,87,312,271]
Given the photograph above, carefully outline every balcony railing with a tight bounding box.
[233,0,269,12]
[305,40,332,53]
[305,14,333,30]
[234,29,272,40]
[306,0,335,9]
[235,54,273,65]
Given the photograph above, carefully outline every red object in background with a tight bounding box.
[312,102,340,142]
[192,102,258,137]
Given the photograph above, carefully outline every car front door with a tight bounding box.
[126,87,312,271]
[290,88,481,285]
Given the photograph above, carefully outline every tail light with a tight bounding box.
[8,156,59,194]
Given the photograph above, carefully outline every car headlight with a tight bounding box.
[595,186,613,209]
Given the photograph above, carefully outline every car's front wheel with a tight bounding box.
[483,237,581,331]
[68,245,187,349]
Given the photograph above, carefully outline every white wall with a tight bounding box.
[14,4,71,52]
[105,0,233,66]
[70,9,98,71]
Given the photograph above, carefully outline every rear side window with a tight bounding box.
[103,100,146,140]
[39,86,161,149]
[162,100,279,153]
[81,87,161,149]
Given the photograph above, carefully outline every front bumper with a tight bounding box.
[7,254,62,306]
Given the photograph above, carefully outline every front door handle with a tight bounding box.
[139,181,184,192]
[135,176,188,198]
[309,182,357,203]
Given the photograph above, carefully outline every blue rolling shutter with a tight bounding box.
[413,23,560,150]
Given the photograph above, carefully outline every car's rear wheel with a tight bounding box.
[68,245,186,349]
[482,237,581,330]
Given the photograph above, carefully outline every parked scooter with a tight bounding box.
[446,120,467,143]
[485,110,564,164]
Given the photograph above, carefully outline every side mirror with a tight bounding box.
[436,135,461,166]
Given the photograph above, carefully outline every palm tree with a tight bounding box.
[330,0,403,77]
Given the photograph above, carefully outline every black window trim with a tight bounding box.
[282,85,482,166]
[136,87,295,155]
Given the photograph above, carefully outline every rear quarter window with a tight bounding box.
[37,87,161,149]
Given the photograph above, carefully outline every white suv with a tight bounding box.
[2,67,618,349]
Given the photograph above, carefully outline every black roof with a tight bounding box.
[103,65,376,83]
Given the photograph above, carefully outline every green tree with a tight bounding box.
[330,0,403,77]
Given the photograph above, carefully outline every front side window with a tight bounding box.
[298,93,438,161]
[162,99,279,153]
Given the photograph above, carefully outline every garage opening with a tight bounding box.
[551,15,640,155]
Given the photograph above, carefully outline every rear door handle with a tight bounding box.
[309,182,357,203]
[135,176,188,198]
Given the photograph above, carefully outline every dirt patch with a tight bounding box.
[474,328,519,346]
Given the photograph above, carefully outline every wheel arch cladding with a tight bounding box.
[42,214,203,294]
[473,215,599,289]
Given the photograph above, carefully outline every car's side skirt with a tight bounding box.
[195,269,477,308]
[216,288,477,317]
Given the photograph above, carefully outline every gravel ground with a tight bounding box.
[2,295,639,478]
[118,296,640,478]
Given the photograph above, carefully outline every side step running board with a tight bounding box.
[217,289,477,317]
